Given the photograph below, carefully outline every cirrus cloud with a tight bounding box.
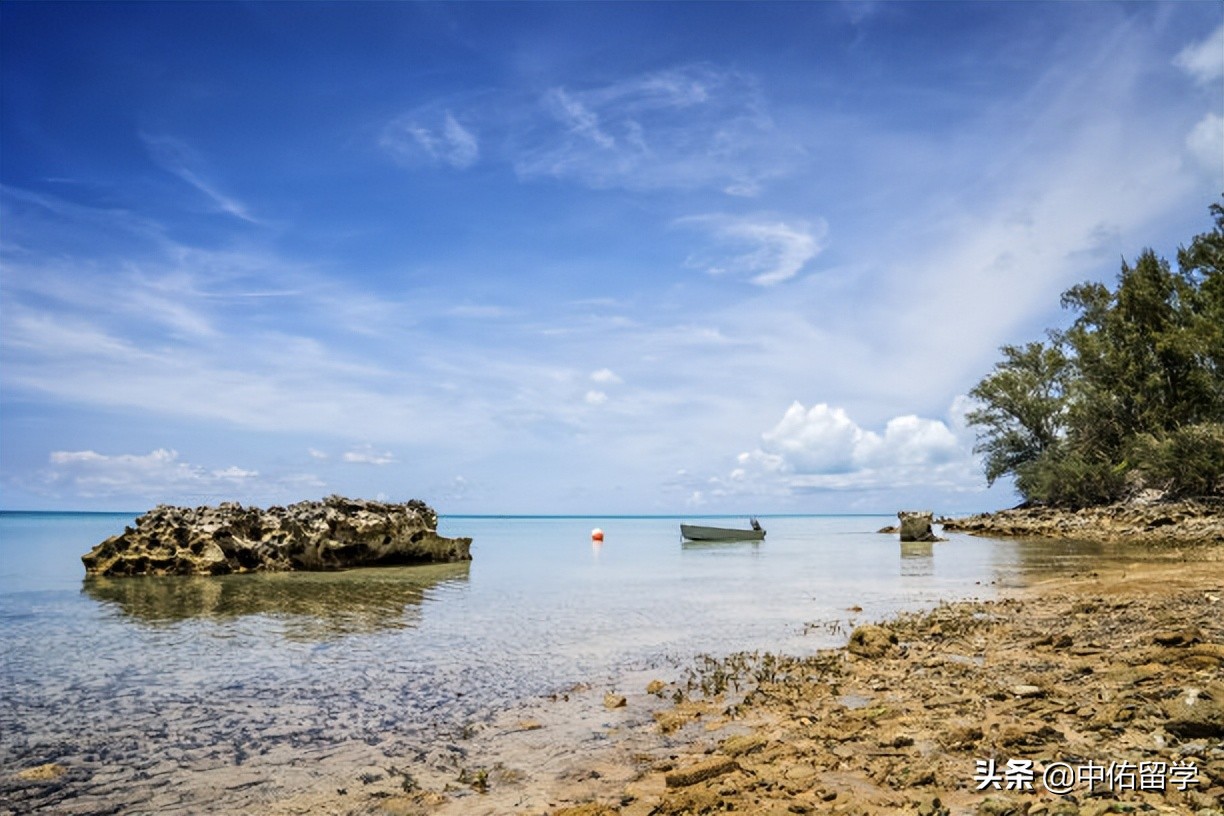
[513,64,796,194]
[380,110,479,169]
[679,215,827,286]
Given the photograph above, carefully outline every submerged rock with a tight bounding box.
[81,496,472,576]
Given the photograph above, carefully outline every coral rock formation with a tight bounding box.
[81,496,471,576]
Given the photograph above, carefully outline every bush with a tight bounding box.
[1129,423,1224,498]
[1014,449,1128,508]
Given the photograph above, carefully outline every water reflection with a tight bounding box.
[82,561,470,640]
[680,539,763,553]
[981,536,1166,587]
[899,541,934,576]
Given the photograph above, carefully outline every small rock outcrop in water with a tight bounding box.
[897,510,942,542]
[81,496,472,576]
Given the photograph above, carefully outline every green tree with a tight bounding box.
[966,340,1068,486]
[968,200,1224,506]
[1175,201,1224,409]
[1058,248,1210,464]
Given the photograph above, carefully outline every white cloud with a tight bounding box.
[715,400,979,498]
[342,446,396,465]
[585,389,608,405]
[1186,113,1223,171]
[1174,23,1224,86]
[513,64,794,193]
[381,110,479,169]
[40,448,260,500]
[546,88,616,150]
[448,303,513,319]
[871,414,963,467]
[2,10,1212,516]
[751,402,962,475]
[759,402,865,473]
[212,466,259,481]
[0,205,508,448]
[680,215,826,286]
[441,113,480,166]
[141,133,261,224]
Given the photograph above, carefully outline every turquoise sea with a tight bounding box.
[0,512,1153,813]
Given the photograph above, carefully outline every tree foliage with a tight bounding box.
[967,341,1068,485]
[968,201,1224,507]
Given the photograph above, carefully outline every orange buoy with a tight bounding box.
[591,528,604,542]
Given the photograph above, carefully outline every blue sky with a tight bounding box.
[2,2,1221,514]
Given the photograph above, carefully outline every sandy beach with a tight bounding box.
[229,536,1224,816]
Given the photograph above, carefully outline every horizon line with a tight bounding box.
[0,509,978,519]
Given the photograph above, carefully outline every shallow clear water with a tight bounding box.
[0,512,1163,812]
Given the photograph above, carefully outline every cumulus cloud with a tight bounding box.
[41,448,260,499]
[718,400,978,496]
[585,389,608,405]
[342,446,396,465]
[590,368,622,384]
[870,414,964,466]
[680,215,827,286]
[381,110,479,169]
[1173,23,1224,86]
[759,402,865,473]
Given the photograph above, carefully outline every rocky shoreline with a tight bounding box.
[217,552,1224,816]
[940,499,1224,546]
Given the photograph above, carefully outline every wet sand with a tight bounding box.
[240,548,1224,816]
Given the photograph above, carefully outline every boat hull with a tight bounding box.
[680,524,766,541]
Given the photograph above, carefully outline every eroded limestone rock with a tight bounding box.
[899,510,942,542]
[847,624,897,658]
[939,499,1224,544]
[82,496,472,576]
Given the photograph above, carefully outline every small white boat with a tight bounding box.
[680,519,765,541]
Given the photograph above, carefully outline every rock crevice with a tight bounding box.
[82,496,472,576]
